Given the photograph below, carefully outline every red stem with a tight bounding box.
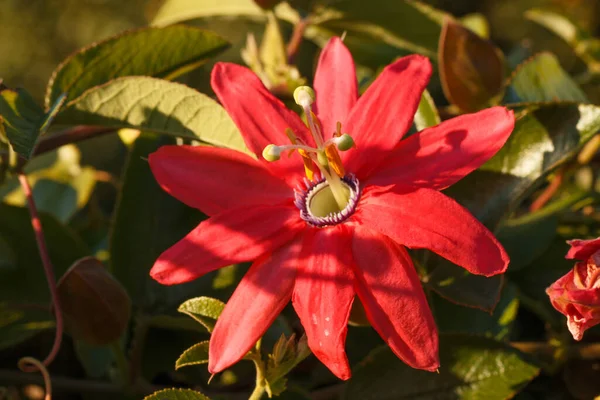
[17,173,63,370]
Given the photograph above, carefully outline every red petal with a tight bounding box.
[352,226,439,371]
[208,236,302,373]
[211,62,311,185]
[149,145,293,216]
[566,238,600,260]
[343,55,432,179]
[292,226,354,380]
[357,187,509,276]
[313,37,358,139]
[150,204,303,285]
[368,107,515,189]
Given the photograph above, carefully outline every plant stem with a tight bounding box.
[286,18,308,64]
[33,126,114,156]
[17,173,64,370]
[249,358,267,400]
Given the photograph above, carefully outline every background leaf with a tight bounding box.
[343,334,539,400]
[438,18,505,112]
[46,26,230,107]
[109,133,217,311]
[56,257,131,345]
[0,204,90,304]
[504,52,588,104]
[57,77,250,155]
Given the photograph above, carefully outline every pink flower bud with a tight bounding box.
[546,238,600,340]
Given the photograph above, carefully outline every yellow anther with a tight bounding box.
[325,143,345,177]
[299,149,318,180]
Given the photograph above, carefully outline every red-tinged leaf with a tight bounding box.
[438,18,505,112]
[57,257,131,345]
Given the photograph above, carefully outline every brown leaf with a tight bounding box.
[438,18,505,112]
[57,257,131,345]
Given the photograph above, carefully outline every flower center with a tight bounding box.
[295,174,360,227]
[261,86,357,212]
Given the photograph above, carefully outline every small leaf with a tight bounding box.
[178,297,225,332]
[504,52,588,104]
[46,26,230,107]
[57,257,131,345]
[56,77,250,155]
[439,18,505,112]
[344,334,539,400]
[0,89,66,159]
[413,89,440,131]
[0,87,44,159]
[144,388,210,400]
[175,341,209,369]
[460,13,490,38]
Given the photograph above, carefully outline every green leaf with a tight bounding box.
[504,52,588,104]
[433,283,519,340]
[151,0,264,27]
[144,388,210,400]
[0,87,66,159]
[175,341,209,369]
[109,133,214,310]
[309,0,446,60]
[447,103,600,231]
[525,9,600,71]
[46,26,230,107]
[56,77,250,155]
[56,257,131,345]
[0,204,90,304]
[344,334,539,400]
[460,13,490,39]
[0,304,54,350]
[0,145,96,222]
[151,0,446,64]
[439,18,505,112]
[178,297,225,332]
[414,89,440,131]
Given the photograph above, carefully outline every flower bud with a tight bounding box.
[293,86,315,108]
[333,134,355,151]
[546,237,600,340]
[262,144,282,162]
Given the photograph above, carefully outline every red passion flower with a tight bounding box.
[148,37,514,380]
